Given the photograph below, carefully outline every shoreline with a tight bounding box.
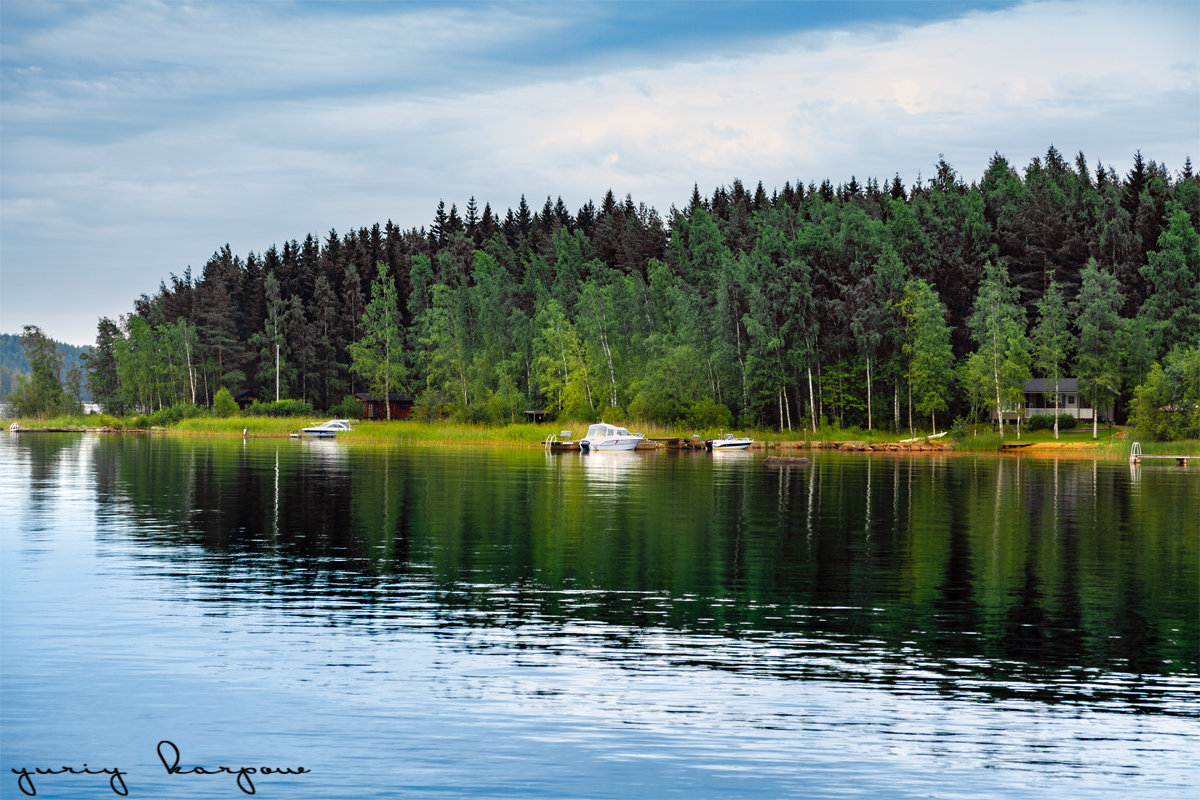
[5,423,1163,461]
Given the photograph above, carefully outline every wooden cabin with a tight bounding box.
[233,389,260,410]
[353,392,415,420]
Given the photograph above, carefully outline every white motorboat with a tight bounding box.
[706,433,753,451]
[295,419,352,438]
[579,422,645,451]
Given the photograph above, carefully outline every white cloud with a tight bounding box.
[2,0,1196,344]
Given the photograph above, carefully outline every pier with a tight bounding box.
[1130,442,1197,466]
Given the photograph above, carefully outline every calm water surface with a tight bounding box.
[1,434,1196,799]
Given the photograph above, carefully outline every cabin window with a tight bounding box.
[1067,394,1075,405]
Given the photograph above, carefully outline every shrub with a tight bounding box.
[213,387,238,418]
[243,399,314,417]
[684,399,733,430]
[328,394,362,419]
[949,417,970,441]
[146,403,207,427]
[1027,413,1077,432]
[412,390,450,421]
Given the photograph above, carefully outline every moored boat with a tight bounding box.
[706,433,753,451]
[579,422,644,451]
[294,419,352,438]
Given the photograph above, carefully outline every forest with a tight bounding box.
[63,147,1200,438]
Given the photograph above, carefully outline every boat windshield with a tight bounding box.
[584,423,637,439]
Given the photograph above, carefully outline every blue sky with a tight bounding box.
[2,0,1197,345]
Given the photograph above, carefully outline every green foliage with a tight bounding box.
[147,403,208,427]
[213,387,238,418]
[109,314,197,412]
[91,145,1199,439]
[249,271,292,402]
[966,260,1031,435]
[901,279,955,431]
[1025,413,1077,432]
[243,399,315,417]
[948,416,969,441]
[0,332,90,382]
[86,318,124,413]
[1140,202,1200,356]
[532,299,595,419]
[412,389,451,422]
[349,262,406,418]
[1030,279,1075,434]
[4,325,76,418]
[329,394,363,419]
[1074,258,1124,438]
[683,399,733,429]
[1130,347,1200,441]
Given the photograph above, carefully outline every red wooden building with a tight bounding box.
[353,392,415,420]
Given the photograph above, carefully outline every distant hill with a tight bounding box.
[0,332,92,400]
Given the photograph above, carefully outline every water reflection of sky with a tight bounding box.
[2,434,1198,800]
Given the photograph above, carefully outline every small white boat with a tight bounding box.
[295,419,352,438]
[579,422,644,451]
[706,433,753,451]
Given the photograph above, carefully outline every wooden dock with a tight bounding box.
[646,437,706,450]
[1130,442,1197,466]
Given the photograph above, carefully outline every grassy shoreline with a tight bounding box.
[5,413,1198,458]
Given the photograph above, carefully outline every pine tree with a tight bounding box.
[465,197,480,240]
[431,200,448,246]
[85,317,126,414]
[1139,200,1200,356]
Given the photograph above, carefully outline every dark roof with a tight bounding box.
[1025,378,1079,393]
[353,392,415,403]
[232,389,259,400]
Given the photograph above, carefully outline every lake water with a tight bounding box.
[1,434,1196,799]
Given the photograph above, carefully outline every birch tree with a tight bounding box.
[348,262,406,419]
[967,261,1031,438]
[1030,278,1074,438]
[901,279,954,434]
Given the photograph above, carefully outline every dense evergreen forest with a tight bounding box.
[0,333,89,402]
[80,147,1200,437]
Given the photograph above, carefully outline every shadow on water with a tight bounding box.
[10,433,1199,714]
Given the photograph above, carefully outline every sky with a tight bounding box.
[1,0,1197,346]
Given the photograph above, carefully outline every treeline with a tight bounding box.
[82,146,1200,438]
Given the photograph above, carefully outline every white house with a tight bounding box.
[987,378,1114,425]
[1022,378,1112,422]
